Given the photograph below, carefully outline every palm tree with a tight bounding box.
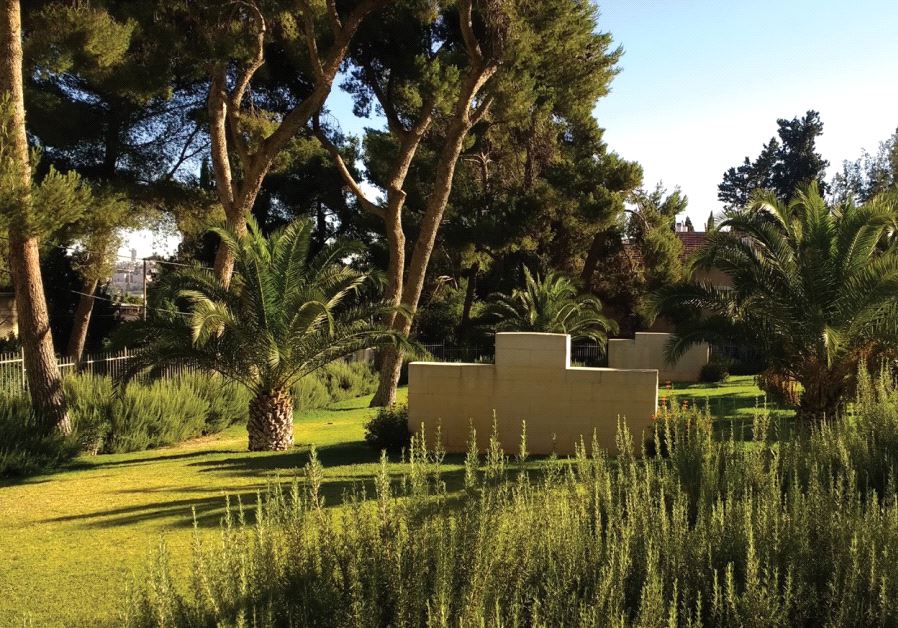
[122,218,409,451]
[654,184,898,421]
[484,267,618,345]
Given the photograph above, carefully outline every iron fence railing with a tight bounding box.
[0,348,199,394]
[420,341,608,367]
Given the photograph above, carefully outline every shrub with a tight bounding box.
[0,395,80,477]
[363,404,410,453]
[3,363,377,476]
[292,371,331,411]
[699,361,729,383]
[181,374,249,434]
[64,374,250,455]
[105,379,209,453]
[128,371,898,627]
[293,361,378,410]
[64,374,114,454]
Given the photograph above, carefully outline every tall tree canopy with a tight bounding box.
[718,110,829,210]
[22,2,209,360]
[832,127,898,204]
[317,0,635,404]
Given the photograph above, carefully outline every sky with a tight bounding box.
[124,0,898,256]
[592,0,898,226]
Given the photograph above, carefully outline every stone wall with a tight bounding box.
[408,333,658,456]
[608,332,708,383]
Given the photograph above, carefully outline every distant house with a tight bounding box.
[674,230,731,290]
[110,249,146,299]
[622,228,731,333]
[0,291,17,339]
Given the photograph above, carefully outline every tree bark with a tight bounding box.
[247,388,294,451]
[581,233,604,293]
[316,95,430,408]
[371,64,497,406]
[459,260,479,334]
[67,278,98,369]
[209,1,388,287]
[1,0,70,434]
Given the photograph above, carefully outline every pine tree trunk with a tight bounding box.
[67,278,98,369]
[207,2,387,287]
[459,261,479,335]
[2,0,70,435]
[581,233,603,293]
[369,211,406,408]
[371,69,494,406]
[247,388,294,451]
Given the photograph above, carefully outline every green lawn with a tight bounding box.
[670,375,794,438]
[0,377,784,626]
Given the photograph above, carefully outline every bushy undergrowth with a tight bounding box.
[699,361,729,383]
[363,404,410,453]
[0,397,80,477]
[64,374,250,454]
[1,374,249,475]
[129,369,898,627]
[293,360,378,410]
[1,363,378,477]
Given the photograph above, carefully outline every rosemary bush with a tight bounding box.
[0,396,80,476]
[127,369,898,627]
[293,360,378,410]
[63,374,248,454]
[363,404,410,453]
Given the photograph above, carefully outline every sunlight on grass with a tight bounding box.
[0,381,785,626]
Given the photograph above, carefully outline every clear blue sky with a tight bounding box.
[594,0,898,224]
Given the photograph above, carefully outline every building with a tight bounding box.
[621,229,731,334]
[109,249,146,299]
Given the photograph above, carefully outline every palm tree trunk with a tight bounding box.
[2,0,70,435]
[67,278,98,369]
[798,373,845,422]
[247,388,294,451]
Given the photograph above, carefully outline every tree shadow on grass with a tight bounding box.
[188,441,381,476]
[69,449,238,471]
[41,465,471,530]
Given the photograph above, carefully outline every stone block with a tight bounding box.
[407,332,658,456]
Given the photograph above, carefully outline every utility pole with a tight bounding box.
[142,258,148,321]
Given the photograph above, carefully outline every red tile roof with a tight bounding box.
[623,231,708,267]
[676,231,708,256]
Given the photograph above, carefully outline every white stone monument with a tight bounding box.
[408,332,658,456]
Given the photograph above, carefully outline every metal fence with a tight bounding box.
[421,341,608,367]
[0,348,198,394]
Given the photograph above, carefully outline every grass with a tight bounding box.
[0,377,778,626]
[670,375,793,437]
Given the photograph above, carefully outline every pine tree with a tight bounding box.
[0,0,89,433]
[718,111,829,210]
[317,0,628,405]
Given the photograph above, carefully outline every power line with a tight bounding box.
[0,235,212,270]
[70,290,192,316]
